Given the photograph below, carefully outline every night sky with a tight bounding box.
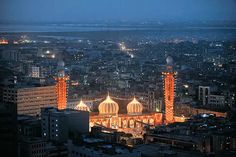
[1,0,236,23]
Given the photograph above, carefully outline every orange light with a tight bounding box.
[55,76,69,110]
[163,72,176,123]
[0,39,8,45]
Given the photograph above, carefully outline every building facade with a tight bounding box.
[208,94,225,107]
[3,85,57,116]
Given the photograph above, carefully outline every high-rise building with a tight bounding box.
[3,84,57,116]
[162,56,177,123]
[55,61,69,110]
[198,86,210,106]
[41,107,89,142]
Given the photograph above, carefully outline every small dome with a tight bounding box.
[166,56,173,66]
[127,97,143,115]
[58,60,65,67]
[98,94,119,115]
[75,100,90,112]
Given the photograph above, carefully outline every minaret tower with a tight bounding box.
[162,56,177,123]
[55,61,69,110]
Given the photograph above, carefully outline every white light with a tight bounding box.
[183,84,189,88]
[202,114,209,118]
[46,50,50,54]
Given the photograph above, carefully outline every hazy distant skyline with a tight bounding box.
[1,0,236,24]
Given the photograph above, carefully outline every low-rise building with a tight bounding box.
[208,94,225,108]
[18,115,41,137]
[41,107,89,142]
[19,137,46,157]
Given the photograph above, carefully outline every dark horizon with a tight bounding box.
[1,19,236,25]
[1,0,236,24]
[1,19,236,34]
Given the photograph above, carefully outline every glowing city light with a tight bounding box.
[119,42,127,51]
[0,39,8,45]
[183,84,189,88]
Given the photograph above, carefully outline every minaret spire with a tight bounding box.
[55,60,69,110]
[162,56,177,123]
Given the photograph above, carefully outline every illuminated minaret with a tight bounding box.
[162,56,177,123]
[55,61,69,110]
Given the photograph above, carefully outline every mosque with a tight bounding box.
[75,94,164,130]
[56,56,185,132]
[75,94,163,129]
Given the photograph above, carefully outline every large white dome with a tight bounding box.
[98,95,119,115]
[127,97,143,115]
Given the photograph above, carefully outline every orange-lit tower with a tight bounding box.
[55,61,69,110]
[162,56,177,123]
